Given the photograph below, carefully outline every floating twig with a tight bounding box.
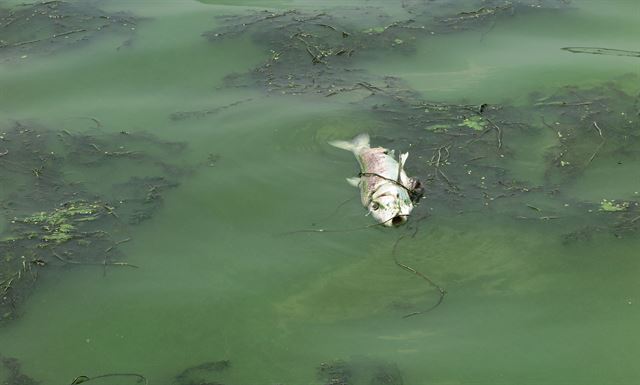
[104,237,131,253]
[482,116,503,150]
[313,22,350,37]
[437,168,458,191]
[70,373,148,385]
[516,216,560,220]
[170,98,252,121]
[0,276,16,295]
[561,47,640,58]
[466,155,485,162]
[62,116,103,129]
[392,225,446,318]
[315,197,356,223]
[592,121,603,138]
[8,28,86,48]
[52,251,138,269]
[534,101,592,107]
[356,82,383,93]
[526,204,541,212]
[586,121,605,166]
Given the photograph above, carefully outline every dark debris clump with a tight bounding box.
[174,360,231,385]
[318,358,403,385]
[202,0,570,96]
[0,354,40,385]
[0,0,138,60]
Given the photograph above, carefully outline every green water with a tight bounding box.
[1,0,639,384]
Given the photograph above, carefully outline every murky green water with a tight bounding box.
[1,0,639,384]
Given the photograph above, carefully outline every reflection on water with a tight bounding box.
[0,0,638,384]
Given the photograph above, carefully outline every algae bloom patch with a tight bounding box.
[15,201,107,244]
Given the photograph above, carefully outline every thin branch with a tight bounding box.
[392,227,446,318]
[52,251,138,269]
[7,28,86,48]
[70,373,148,385]
[586,121,605,166]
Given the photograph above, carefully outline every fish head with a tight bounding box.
[368,184,414,227]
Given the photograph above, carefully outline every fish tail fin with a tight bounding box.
[329,133,370,153]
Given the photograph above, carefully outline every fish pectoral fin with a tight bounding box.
[346,177,361,187]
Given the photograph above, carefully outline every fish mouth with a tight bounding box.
[391,215,406,226]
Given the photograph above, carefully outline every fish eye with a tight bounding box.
[372,202,380,210]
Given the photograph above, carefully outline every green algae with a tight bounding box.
[17,201,105,245]
[459,115,488,131]
[424,124,450,132]
[600,199,629,212]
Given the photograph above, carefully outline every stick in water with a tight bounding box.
[392,222,446,318]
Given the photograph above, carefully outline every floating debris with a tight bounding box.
[0,122,192,326]
[204,1,569,97]
[170,98,253,121]
[69,373,148,385]
[0,1,139,61]
[459,115,488,131]
[318,358,403,385]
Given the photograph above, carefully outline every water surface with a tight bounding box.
[0,0,639,384]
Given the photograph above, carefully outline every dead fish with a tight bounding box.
[330,134,422,227]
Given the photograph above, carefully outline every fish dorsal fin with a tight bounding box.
[397,152,408,181]
[346,177,360,187]
[399,152,409,168]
